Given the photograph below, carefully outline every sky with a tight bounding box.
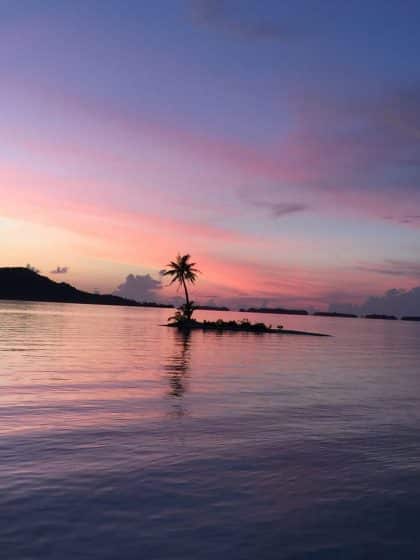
[1,0,420,310]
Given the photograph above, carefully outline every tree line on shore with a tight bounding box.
[1,261,419,322]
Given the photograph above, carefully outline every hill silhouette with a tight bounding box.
[0,267,173,308]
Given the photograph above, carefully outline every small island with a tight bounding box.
[161,254,331,337]
[167,318,330,336]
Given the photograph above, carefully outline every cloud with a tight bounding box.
[113,273,162,302]
[328,259,420,315]
[250,199,308,218]
[311,86,420,191]
[359,287,420,316]
[50,266,69,274]
[356,260,420,279]
[238,84,420,226]
[12,71,420,230]
[219,20,285,41]
[191,0,224,22]
[330,277,420,316]
[191,0,285,41]
[398,215,420,225]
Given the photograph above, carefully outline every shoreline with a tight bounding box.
[1,298,419,323]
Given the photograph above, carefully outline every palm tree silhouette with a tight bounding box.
[162,254,199,320]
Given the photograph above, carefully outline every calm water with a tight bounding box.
[1,301,420,559]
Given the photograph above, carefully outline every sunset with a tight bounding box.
[2,2,420,559]
[2,1,420,312]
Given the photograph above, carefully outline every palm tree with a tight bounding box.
[162,254,200,320]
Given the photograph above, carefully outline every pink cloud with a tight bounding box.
[68,85,420,226]
[4,77,420,308]
[6,76,420,228]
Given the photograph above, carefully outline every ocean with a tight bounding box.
[1,301,420,559]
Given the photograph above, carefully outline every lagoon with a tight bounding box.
[1,301,420,559]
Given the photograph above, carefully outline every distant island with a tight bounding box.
[235,307,417,320]
[365,314,397,320]
[314,311,358,318]
[239,307,308,316]
[0,267,174,308]
[196,305,230,311]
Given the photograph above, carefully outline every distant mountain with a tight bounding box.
[0,267,173,308]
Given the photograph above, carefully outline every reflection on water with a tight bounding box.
[165,329,191,398]
[1,301,420,559]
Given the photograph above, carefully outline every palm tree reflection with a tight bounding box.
[165,329,191,415]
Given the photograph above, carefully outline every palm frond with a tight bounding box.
[162,253,201,291]
[161,269,177,277]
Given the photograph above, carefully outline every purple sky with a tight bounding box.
[1,0,420,310]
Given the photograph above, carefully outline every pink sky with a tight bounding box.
[2,3,420,310]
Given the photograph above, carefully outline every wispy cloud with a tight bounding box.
[10,74,420,229]
[191,0,286,41]
[356,260,420,279]
[191,0,224,21]
[250,199,308,218]
[398,215,420,225]
[233,84,420,226]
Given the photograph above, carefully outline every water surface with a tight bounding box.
[1,301,420,559]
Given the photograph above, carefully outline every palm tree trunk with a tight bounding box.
[181,278,191,318]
